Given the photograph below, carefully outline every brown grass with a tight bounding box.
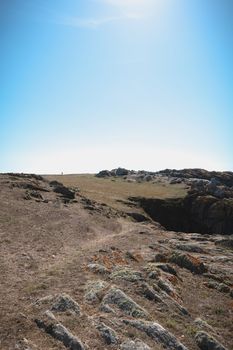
[45,174,187,211]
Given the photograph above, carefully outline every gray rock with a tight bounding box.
[158,291,188,316]
[35,312,85,350]
[194,318,215,333]
[169,252,207,274]
[84,280,108,304]
[175,243,205,254]
[144,263,161,279]
[110,267,143,282]
[52,184,75,199]
[154,253,168,263]
[102,287,148,318]
[144,175,153,182]
[155,263,177,276]
[87,263,110,274]
[195,331,227,350]
[204,281,231,294]
[123,319,188,350]
[51,293,81,315]
[96,322,119,345]
[120,339,151,350]
[157,278,175,296]
[137,282,163,303]
[96,170,112,178]
[115,168,129,176]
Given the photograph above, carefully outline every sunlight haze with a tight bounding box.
[1,0,232,173]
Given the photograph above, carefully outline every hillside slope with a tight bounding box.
[0,173,232,350]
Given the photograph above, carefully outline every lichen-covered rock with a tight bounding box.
[204,281,231,294]
[155,263,177,276]
[195,331,227,350]
[84,280,109,304]
[51,293,81,315]
[35,293,81,316]
[35,312,85,350]
[120,339,151,350]
[102,287,148,318]
[137,282,163,303]
[194,318,215,333]
[95,322,119,345]
[154,253,168,263]
[144,263,161,279]
[175,243,205,253]
[110,267,143,282]
[157,278,176,296]
[123,319,187,350]
[87,263,110,274]
[169,252,207,274]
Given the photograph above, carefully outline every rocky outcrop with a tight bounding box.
[50,182,75,199]
[195,331,227,350]
[96,168,233,234]
[35,311,85,350]
[102,287,148,318]
[87,263,110,274]
[169,252,207,274]
[137,282,164,303]
[84,280,109,304]
[96,168,130,178]
[157,169,233,187]
[50,293,81,315]
[95,321,119,345]
[96,168,233,187]
[123,319,188,350]
[130,195,233,235]
[110,267,143,282]
[120,339,151,350]
[95,170,114,178]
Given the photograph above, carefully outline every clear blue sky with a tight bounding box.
[1,0,232,173]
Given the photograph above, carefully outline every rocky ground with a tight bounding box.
[0,173,233,350]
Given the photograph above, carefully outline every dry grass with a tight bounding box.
[45,174,188,211]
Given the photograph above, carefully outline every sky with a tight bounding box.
[1,0,233,174]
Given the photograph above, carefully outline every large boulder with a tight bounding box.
[95,170,112,178]
[115,168,129,176]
